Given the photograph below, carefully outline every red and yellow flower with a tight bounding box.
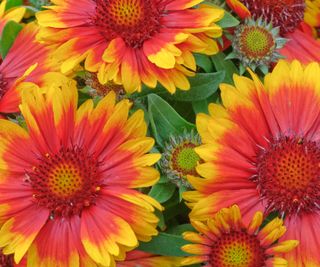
[0,0,25,35]
[0,73,162,266]
[116,250,181,267]
[36,0,224,94]
[0,22,58,114]
[182,205,298,266]
[184,60,320,266]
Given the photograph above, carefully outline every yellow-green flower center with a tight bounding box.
[210,230,266,267]
[171,143,200,176]
[239,26,274,59]
[222,244,252,266]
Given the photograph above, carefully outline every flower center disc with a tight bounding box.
[210,230,265,267]
[240,0,305,34]
[171,143,200,176]
[256,137,320,215]
[0,250,13,267]
[94,0,162,47]
[28,147,102,218]
[239,26,275,59]
[48,164,83,197]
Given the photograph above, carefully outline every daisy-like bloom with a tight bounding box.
[184,60,320,266]
[229,18,286,72]
[36,0,224,94]
[0,22,58,114]
[182,205,298,266]
[0,0,25,35]
[225,0,320,63]
[0,73,162,266]
[160,131,201,189]
[116,250,181,267]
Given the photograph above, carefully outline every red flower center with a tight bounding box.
[210,230,266,267]
[28,147,102,218]
[240,0,305,34]
[256,137,320,215]
[0,250,13,267]
[94,0,162,48]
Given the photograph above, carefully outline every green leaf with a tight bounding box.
[178,185,188,202]
[78,90,92,106]
[211,52,238,84]
[155,210,166,231]
[158,175,170,184]
[167,99,195,123]
[192,99,209,114]
[0,21,23,59]
[216,10,240,28]
[138,232,190,256]
[202,2,239,28]
[148,183,176,203]
[5,0,23,10]
[194,53,213,73]
[148,94,195,146]
[162,195,189,221]
[166,71,225,102]
[166,224,195,235]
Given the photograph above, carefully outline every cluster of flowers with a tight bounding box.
[0,0,319,266]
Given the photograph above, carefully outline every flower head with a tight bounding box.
[184,60,320,266]
[231,18,286,71]
[36,0,224,93]
[0,73,161,266]
[182,205,298,266]
[160,131,201,188]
